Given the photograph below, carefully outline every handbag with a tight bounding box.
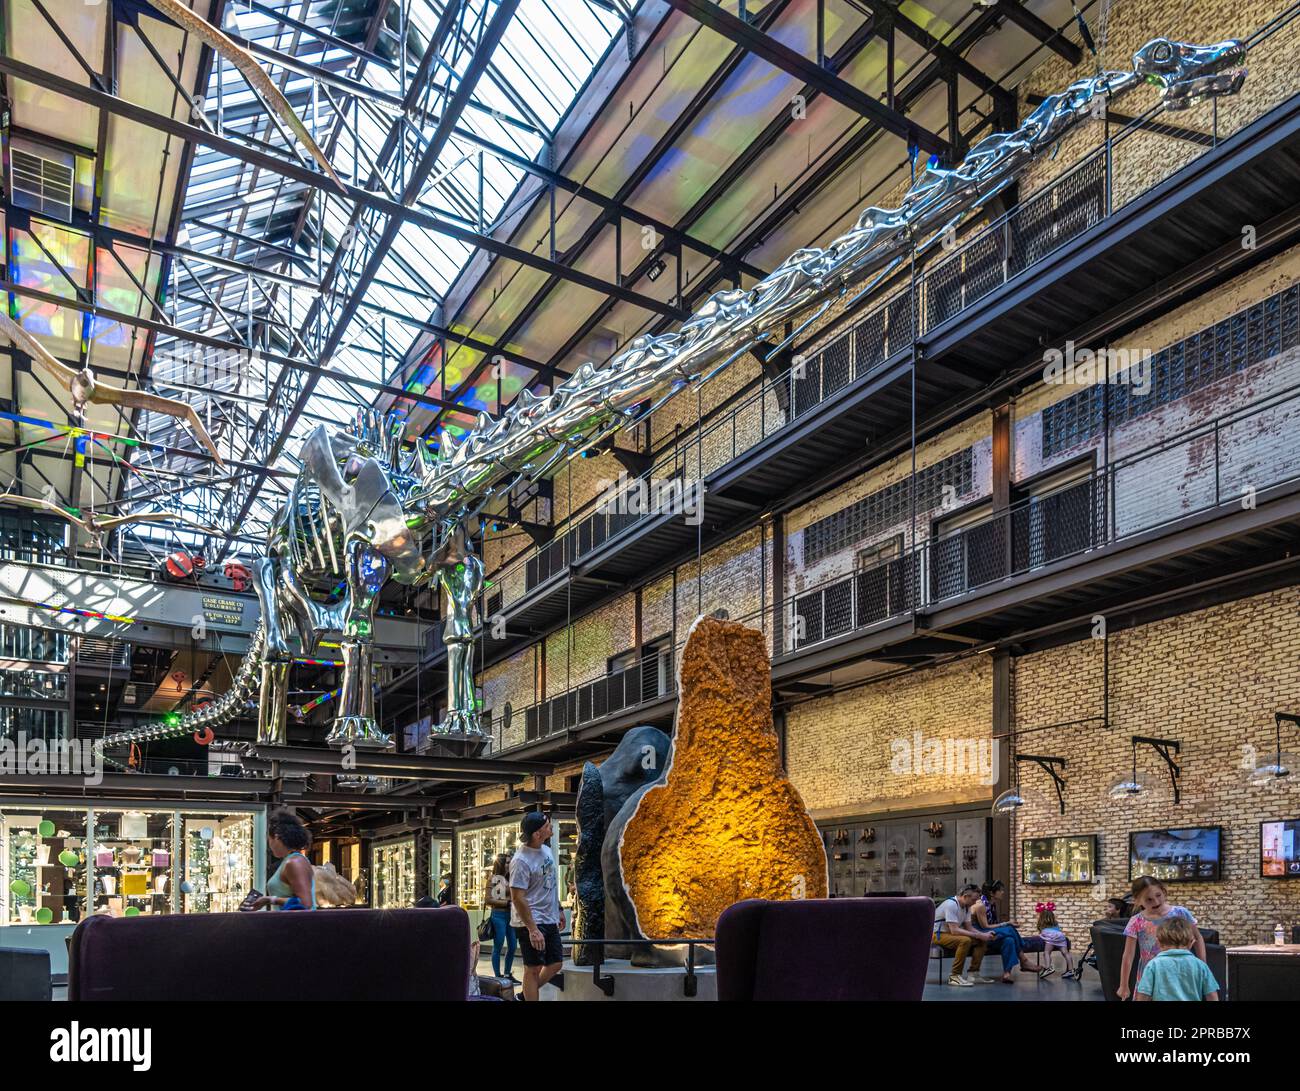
[476,913,495,943]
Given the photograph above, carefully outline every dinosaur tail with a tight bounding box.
[94,621,266,772]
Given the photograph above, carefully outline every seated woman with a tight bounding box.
[971,880,1035,982]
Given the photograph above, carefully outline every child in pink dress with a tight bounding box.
[1035,902,1074,978]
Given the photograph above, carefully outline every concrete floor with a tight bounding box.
[924,962,1106,1001]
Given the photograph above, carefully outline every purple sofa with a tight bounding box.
[69,907,472,1001]
[716,896,934,1001]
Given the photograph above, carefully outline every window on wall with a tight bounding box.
[0,512,66,564]
[607,634,672,706]
[1041,283,1300,458]
[803,448,975,567]
[1011,460,1100,571]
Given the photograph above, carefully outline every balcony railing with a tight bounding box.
[479,2,1300,616]
[773,378,1300,656]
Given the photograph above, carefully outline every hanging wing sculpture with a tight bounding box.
[92,36,1248,768]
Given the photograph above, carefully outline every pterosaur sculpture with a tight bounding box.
[92,36,1249,767]
[0,493,221,545]
[0,312,228,467]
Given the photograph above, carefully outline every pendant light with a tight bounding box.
[994,755,1068,815]
[1109,735,1181,803]
[1246,712,1300,787]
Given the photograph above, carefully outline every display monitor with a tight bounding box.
[1128,827,1222,882]
[1021,835,1097,885]
[1261,820,1300,879]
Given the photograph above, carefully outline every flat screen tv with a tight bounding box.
[1261,820,1300,879]
[1021,835,1098,885]
[1128,827,1222,883]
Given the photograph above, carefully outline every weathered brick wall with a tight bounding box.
[1012,242,1300,525]
[786,656,995,817]
[672,526,768,652]
[1008,586,1300,946]
[784,412,993,595]
[542,593,636,695]
[481,647,537,750]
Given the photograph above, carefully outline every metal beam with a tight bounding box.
[431,0,802,434]
[0,54,681,320]
[661,0,947,154]
[993,0,1082,65]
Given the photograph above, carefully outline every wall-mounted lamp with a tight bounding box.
[1109,735,1181,803]
[1247,712,1300,786]
[993,754,1068,816]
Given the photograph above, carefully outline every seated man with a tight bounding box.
[934,884,996,986]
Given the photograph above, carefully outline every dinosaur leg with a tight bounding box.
[253,556,292,745]
[325,541,391,749]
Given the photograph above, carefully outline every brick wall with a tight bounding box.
[1018,0,1300,210]
[1008,585,1300,946]
[544,594,637,694]
[785,656,995,817]
[480,647,537,750]
[784,412,993,596]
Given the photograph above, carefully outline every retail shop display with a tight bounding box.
[371,838,416,909]
[87,35,1251,773]
[617,617,827,942]
[1261,820,1300,878]
[1129,827,1222,882]
[1022,835,1099,885]
[1,810,87,926]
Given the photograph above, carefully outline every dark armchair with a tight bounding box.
[716,896,934,1001]
[69,907,473,1001]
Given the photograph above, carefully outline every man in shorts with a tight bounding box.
[510,811,565,1000]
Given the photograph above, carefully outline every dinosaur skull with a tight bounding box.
[1133,37,1247,110]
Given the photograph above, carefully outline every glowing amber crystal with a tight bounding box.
[618,616,828,937]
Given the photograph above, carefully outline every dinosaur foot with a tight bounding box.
[325,716,393,750]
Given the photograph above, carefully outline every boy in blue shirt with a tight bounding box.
[1134,916,1219,1001]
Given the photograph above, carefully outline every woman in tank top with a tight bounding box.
[484,853,516,979]
[252,811,317,910]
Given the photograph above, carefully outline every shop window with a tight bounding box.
[371,837,415,909]
[1,808,88,925]
[2,806,258,925]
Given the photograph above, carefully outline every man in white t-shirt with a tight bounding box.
[934,884,996,986]
[510,812,565,1001]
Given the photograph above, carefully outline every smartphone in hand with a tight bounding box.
[238,888,264,912]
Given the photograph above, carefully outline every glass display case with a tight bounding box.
[371,837,415,908]
[1,802,262,926]
[1,808,88,925]
[91,810,176,918]
[182,814,256,913]
[1022,835,1098,885]
[456,821,516,912]
[823,812,988,899]
[430,838,451,900]
[556,820,577,912]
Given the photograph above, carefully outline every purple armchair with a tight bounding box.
[69,907,472,1001]
[716,897,934,1001]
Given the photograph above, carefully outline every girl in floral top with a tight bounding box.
[1117,875,1206,1000]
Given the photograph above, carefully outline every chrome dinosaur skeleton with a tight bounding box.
[93,36,1246,766]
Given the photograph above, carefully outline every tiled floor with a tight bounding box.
[924,963,1106,1001]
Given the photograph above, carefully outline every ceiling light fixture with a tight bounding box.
[1247,711,1300,786]
[1109,735,1181,803]
[993,754,1068,815]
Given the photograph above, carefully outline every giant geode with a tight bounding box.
[617,615,827,937]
